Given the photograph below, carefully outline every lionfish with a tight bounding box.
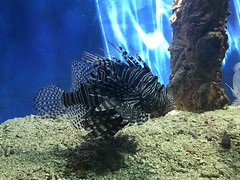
[33,43,175,138]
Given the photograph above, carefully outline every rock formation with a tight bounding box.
[168,0,230,112]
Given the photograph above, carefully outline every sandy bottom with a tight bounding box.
[0,106,240,180]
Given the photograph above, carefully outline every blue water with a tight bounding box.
[0,0,239,123]
[0,0,103,122]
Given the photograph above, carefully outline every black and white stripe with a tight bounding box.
[62,85,104,109]
[34,43,175,138]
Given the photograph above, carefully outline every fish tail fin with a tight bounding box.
[33,84,66,118]
[225,83,237,97]
[234,62,240,72]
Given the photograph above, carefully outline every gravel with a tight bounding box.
[0,106,240,179]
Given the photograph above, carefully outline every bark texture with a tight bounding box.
[168,0,230,112]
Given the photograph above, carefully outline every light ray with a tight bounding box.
[96,0,240,83]
[95,0,172,84]
[225,1,240,66]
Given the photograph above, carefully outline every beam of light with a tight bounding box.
[224,1,240,66]
[95,0,172,84]
[96,0,239,83]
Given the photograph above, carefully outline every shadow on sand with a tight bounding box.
[61,134,138,178]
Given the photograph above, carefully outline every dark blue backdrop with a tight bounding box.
[0,0,103,122]
[0,0,238,123]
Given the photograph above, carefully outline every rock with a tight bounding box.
[200,171,220,178]
[5,146,14,156]
[220,133,231,149]
[206,133,213,141]
[171,166,188,173]
[188,130,198,138]
[168,0,230,112]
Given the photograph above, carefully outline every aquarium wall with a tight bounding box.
[0,0,239,123]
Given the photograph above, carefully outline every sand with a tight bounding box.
[0,106,240,180]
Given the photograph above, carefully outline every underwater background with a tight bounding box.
[0,0,239,123]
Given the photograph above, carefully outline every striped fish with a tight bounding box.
[33,44,175,138]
